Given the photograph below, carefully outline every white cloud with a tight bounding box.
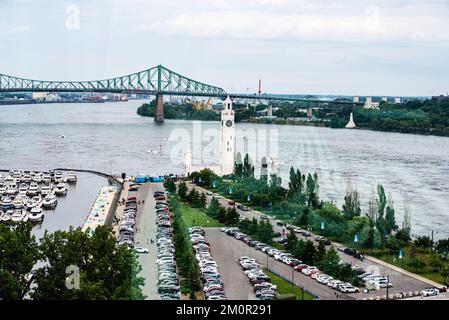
[1,24,31,35]
[142,10,449,43]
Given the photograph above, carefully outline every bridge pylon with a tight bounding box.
[154,94,164,123]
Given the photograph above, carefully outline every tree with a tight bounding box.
[187,188,199,206]
[31,225,145,300]
[288,167,304,198]
[384,194,398,234]
[376,185,387,220]
[225,208,239,227]
[414,236,434,252]
[396,228,411,243]
[206,197,220,219]
[321,248,341,277]
[0,223,39,300]
[285,231,298,253]
[242,153,255,178]
[257,220,275,244]
[177,181,188,200]
[198,192,207,209]
[315,241,326,266]
[342,187,361,220]
[298,240,317,265]
[164,179,177,194]
[217,207,227,224]
[306,173,319,208]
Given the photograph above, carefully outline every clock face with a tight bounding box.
[226,120,233,127]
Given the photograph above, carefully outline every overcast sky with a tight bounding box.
[1,0,449,96]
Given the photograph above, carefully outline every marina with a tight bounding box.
[0,169,76,224]
[0,169,108,238]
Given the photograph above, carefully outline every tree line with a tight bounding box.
[0,223,144,300]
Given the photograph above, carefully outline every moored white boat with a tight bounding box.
[54,183,67,196]
[27,182,39,196]
[42,194,57,209]
[29,206,44,222]
[12,195,25,209]
[10,209,27,223]
[54,171,64,182]
[1,196,13,211]
[66,171,77,183]
[40,184,52,196]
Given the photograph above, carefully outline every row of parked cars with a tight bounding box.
[189,226,227,300]
[117,196,138,248]
[222,227,364,295]
[155,191,180,300]
[222,227,302,266]
[337,245,365,260]
[294,264,361,293]
[239,256,277,300]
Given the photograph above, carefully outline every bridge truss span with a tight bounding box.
[0,65,226,97]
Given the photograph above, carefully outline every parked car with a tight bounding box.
[421,288,439,297]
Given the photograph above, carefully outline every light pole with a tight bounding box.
[386,275,390,300]
[266,251,269,270]
[291,266,294,293]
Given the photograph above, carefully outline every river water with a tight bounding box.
[0,101,448,238]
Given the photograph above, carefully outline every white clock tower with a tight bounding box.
[219,96,235,176]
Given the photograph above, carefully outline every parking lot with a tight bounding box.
[205,228,257,300]
[206,228,351,300]
[191,183,441,300]
[115,182,164,300]
[134,183,163,300]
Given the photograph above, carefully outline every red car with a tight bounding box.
[294,264,308,271]
[228,201,235,206]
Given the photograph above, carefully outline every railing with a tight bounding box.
[266,267,320,300]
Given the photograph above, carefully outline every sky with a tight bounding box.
[1,0,449,96]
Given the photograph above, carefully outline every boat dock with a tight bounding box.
[82,185,119,236]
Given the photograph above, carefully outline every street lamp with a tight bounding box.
[291,266,295,293]
[386,275,390,300]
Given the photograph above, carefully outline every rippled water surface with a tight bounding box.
[1,101,448,238]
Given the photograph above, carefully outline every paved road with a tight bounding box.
[404,292,449,300]
[134,182,164,300]
[190,183,439,300]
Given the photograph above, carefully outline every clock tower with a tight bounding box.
[219,96,235,176]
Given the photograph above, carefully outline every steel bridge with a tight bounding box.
[0,64,360,122]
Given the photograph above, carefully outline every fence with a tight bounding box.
[266,267,320,300]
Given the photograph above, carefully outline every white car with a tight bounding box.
[421,288,439,297]
[340,284,360,293]
[302,266,319,276]
[368,277,392,288]
[135,247,149,254]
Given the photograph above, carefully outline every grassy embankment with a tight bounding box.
[180,203,223,228]
[264,270,315,300]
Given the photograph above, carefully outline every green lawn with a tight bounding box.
[180,203,223,228]
[265,270,315,300]
[371,250,448,285]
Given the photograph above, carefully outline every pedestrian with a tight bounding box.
[142,200,145,204]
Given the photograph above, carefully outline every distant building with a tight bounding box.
[364,97,380,109]
[32,92,46,101]
[45,93,60,102]
[394,97,401,104]
[353,96,360,103]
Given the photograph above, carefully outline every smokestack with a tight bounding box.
[258,79,261,95]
